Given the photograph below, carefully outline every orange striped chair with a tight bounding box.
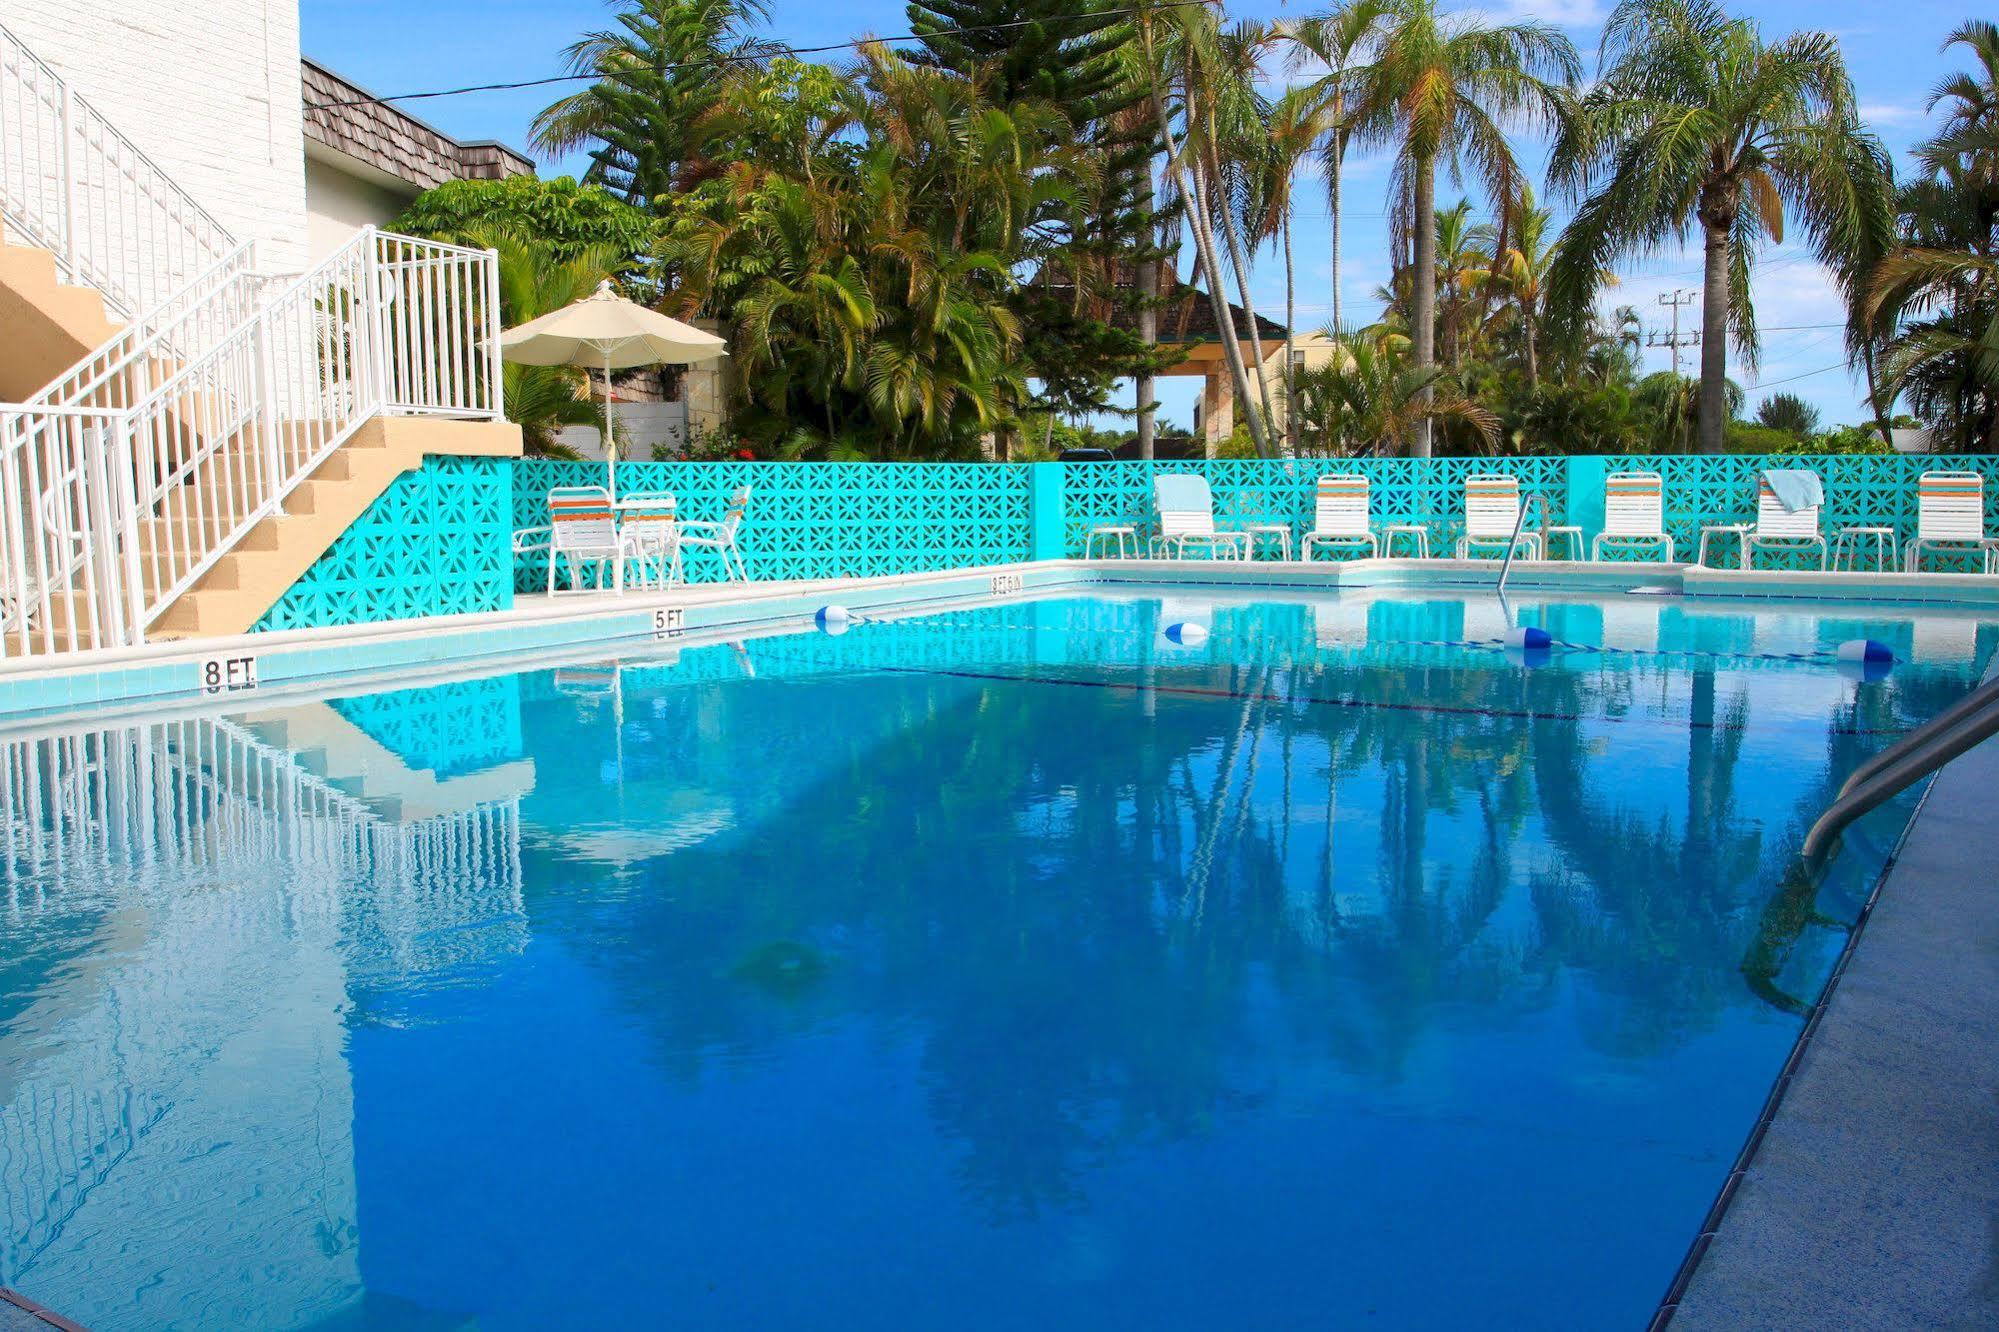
[1457,473,1541,559]
[1906,471,1995,572]
[1591,471,1675,562]
[545,486,623,595]
[1301,473,1378,560]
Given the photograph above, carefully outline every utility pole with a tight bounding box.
[1652,290,1699,378]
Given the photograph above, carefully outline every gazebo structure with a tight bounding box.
[1031,264,1291,453]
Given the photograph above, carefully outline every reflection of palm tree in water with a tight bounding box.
[1738,668,1973,1014]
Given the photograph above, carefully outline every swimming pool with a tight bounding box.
[1,587,1992,1328]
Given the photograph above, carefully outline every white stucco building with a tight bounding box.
[6,0,531,273]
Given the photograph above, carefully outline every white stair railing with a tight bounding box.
[0,20,237,319]
[0,227,502,658]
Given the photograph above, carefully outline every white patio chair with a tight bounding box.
[1591,471,1676,562]
[1150,474,1249,560]
[1456,473,1541,559]
[1301,473,1378,560]
[544,486,623,595]
[678,485,751,582]
[616,491,681,589]
[1905,471,1994,572]
[1745,472,1828,570]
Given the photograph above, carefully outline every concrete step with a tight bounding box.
[0,239,122,401]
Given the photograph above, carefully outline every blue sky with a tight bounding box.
[303,0,1975,432]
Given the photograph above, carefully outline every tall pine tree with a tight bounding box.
[908,0,1176,450]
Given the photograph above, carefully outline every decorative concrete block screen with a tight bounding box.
[1060,457,1576,558]
[513,459,1033,590]
[254,457,514,631]
[252,453,1999,635]
[1598,453,1999,570]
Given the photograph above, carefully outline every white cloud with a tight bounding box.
[1857,101,1925,127]
[1495,0,1608,26]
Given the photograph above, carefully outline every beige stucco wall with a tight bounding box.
[304,146,418,262]
[8,0,309,272]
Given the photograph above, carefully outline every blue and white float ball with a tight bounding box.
[1835,638,1894,682]
[816,604,852,636]
[1500,625,1554,668]
[1502,625,1553,651]
[1835,638,1895,665]
[1163,621,1209,648]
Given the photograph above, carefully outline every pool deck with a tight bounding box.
[1667,728,1999,1328]
[0,1290,84,1332]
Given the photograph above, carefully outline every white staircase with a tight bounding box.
[0,21,505,658]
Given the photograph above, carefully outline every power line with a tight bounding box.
[304,0,1224,111]
[1748,361,1852,389]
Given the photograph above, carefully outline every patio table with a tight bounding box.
[1833,525,1898,573]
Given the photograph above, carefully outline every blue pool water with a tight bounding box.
[1,590,1994,1329]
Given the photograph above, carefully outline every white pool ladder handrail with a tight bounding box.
[1801,674,1999,866]
[1495,492,1551,595]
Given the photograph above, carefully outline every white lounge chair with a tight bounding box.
[616,491,681,589]
[678,485,751,582]
[1905,471,1995,572]
[1457,473,1541,559]
[1591,471,1675,562]
[1150,474,1249,560]
[1746,472,1828,570]
[543,486,623,595]
[1301,473,1378,560]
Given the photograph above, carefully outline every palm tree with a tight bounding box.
[1285,1,1394,337]
[1431,198,1496,368]
[1863,21,1999,451]
[1181,16,1284,450]
[1257,89,1323,443]
[1133,0,1274,455]
[1488,185,1560,387]
[1292,328,1498,454]
[1547,0,1893,454]
[1344,0,1578,457]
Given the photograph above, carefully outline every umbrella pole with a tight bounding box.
[602,350,617,503]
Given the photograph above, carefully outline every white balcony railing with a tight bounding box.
[0,20,237,319]
[0,228,503,657]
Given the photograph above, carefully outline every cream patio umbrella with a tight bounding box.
[497,279,728,499]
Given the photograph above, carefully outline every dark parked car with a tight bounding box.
[1058,447,1116,462]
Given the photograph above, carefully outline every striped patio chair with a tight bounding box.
[1905,471,1994,572]
[1301,473,1378,560]
[545,486,623,595]
[1591,471,1675,562]
[1457,473,1541,560]
[1746,472,1828,570]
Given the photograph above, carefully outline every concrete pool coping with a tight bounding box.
[1,555,1996,721]
[1661,693,1999,1326]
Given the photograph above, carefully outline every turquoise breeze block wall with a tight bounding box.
[254,456,514,632]
[1059,454,1999,569]
[1059,456,1577,558]
[513,459,1033,590]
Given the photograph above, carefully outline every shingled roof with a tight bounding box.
[1028,261,1289,344]
[303,59,534,191]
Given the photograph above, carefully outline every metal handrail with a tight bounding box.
[1801,682,1999,866]
[1837,673,1999,800]
[1495,492,1550,594]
